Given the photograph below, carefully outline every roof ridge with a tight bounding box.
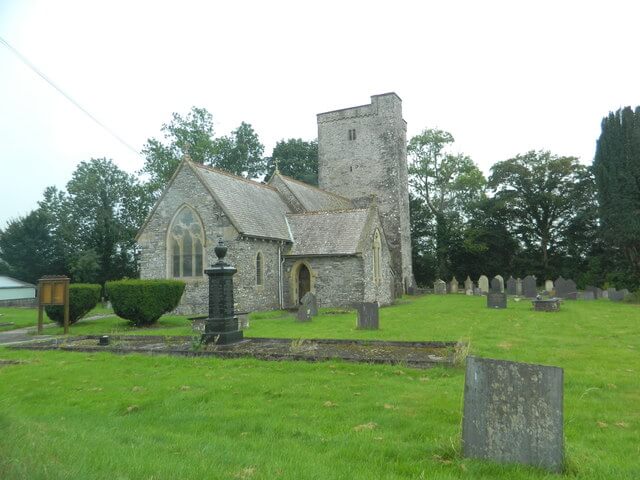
[192,161,279,192]
[276,172,353,203]
[286,208,369,217]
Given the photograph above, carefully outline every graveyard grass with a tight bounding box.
[0,296,639,479]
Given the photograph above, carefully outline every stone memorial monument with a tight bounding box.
[202,240,243,345]
[545,279,554,293]
[495,275,504,293]
[449,277,459,294]
[301,292,318,316]
[434,279,446,295]
[506,276,516,295]
[487,277,507,308]
[478,275,489,294]
[516,277,523,296]
[523,275,537,298]
[462,356,564,473]
[464,276,474,294]
[356,302,379,329]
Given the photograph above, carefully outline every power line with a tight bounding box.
[0,35,143,158]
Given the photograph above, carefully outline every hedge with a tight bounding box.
[45,283,102,325]
[106,279,185,326]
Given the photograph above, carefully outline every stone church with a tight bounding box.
[136,93,414,314]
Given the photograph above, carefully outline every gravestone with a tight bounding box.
[556,278,577,299]
[533,298,561,312]
[523,275,537,298]
[474,287,482,295]
[487,292,507,309]
[478,275,489,294]
[356,302,379,329]
[554,277,566,297]
[301,292,318,316]
[506,276,516,295]
[585,286,601,299]
[582,291,595,301]
[490,277,502,293]
[516,278,523,296]
[607,287,616,298]
[609,289,625,302]
[434,279,446,295]
[545,280,554,293]
[495,275,505,293]
[450,277,459,294]
[601,290,609,299]
[462,356,564,473]
[296,304,312,322]
[464,276,474,294]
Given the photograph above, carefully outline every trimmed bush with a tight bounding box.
[45,283,102,325]
[106,279,185,326]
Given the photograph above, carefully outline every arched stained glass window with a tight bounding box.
[168,206,205,278]
[373,229,382,286]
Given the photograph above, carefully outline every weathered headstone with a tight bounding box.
[296,304,312,322]
[450,277,459,294]
[464,276,474,293]
[462,356,564,473]
[356,302,379,330]
[487,292,507,309]
[545,279,554,293]
[506,276,516,295]
[495,275,505,293]
[301,292,318,316]
[434,279,446,295]
[609,289,625,302]
[554,277,566,297]
[601,290,609,299]
[581,291,595,301]
[607,287,616,298]
[556,278,577,299]
[478,275,489,294]
[523,275,537,298]
[490,277,502,293]
[585,286,601,299]
[473,287,482,295]
[516,278,523,296]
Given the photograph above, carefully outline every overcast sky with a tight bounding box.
[1,0,639,228]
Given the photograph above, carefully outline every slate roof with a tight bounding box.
[0,276,36,289]
[191,163,293,241]
[286,209,370,256]
[270,173,353,212]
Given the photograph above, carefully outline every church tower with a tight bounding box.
[317,93,414,293]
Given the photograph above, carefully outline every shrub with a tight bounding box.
[106,279,185,326]
[622,290,640,304]
[45,283,102,325]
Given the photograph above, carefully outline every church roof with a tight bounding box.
[190,163,293,241]
[286,209,370,256]
[269,173,352,212]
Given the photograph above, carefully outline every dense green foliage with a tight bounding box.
[141,107,266,196]
[593,106,640,286]
[106,279,185,326]
[265,138,319,185]
[44,283,102,325]
[0,295,638,479]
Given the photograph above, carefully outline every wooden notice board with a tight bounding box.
[37,276,70,335]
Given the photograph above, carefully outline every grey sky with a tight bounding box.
[1,0,639,228]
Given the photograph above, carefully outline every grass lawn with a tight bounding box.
[0,295,638,479]
[0,305,113,332]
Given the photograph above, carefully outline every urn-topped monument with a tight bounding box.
[202,239,243,345]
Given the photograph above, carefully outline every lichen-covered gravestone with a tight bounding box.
[582,291,595,301]
[449,277,459,294]
[301,292,318,316]
[545,279,554,293]
[434,279,446,295]
[487,277,507,308]
[506,276,516,295]
[356,302,379,329]
[462,356,564,473]
[495,275,504,293]
[585,286,601,299]
[523,275,537,298]
[464,276,474,294]
[478,275,489,294]
[516,278,523,296]
[296,304,312,322]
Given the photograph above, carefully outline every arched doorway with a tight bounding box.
[298,264,311,304]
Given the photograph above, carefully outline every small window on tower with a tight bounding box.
[348,128,356,141]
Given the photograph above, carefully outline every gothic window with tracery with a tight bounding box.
[168,206,204,278]
[373,229,382,285]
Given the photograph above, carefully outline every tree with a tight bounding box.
[65,158,152,284]
[0,209,67,283]
[141,108,266,196]
[141,107,218,193]
[213,122,266,178]
[265,138,318,185]
[488,151,593,278]
[593,106,640,285]
[407,128,486,279]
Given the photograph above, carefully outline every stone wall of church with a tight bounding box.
[282,256,364,309]
[137,164,283,315]
[317,93,414,292]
